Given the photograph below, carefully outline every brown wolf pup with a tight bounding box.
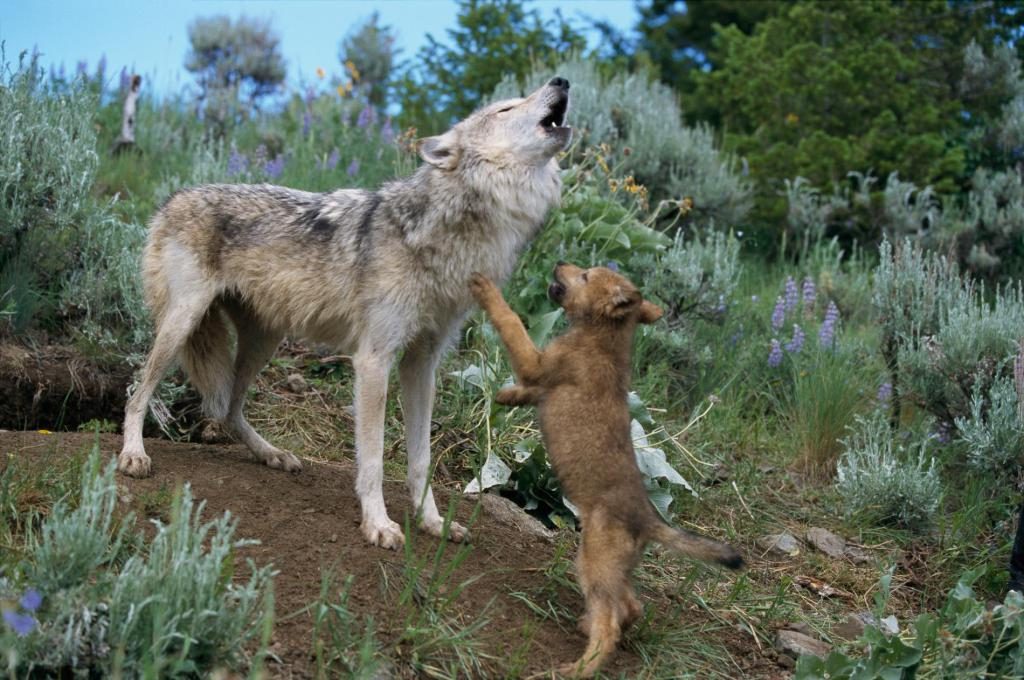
[469,264,743,678]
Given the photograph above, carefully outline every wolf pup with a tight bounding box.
[470,264,743,677]
[118,78,573,550]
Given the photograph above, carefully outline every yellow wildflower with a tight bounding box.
[785,112,799,125]
[345,59,361,82]
[38,429,52,435]
[316,67,325,79]
[597,155,609,174]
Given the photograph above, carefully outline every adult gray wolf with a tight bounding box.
[118,77,573,550]
[469,264,743,677]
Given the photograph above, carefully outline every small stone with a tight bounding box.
[758,532,801,557]
[845,544,872,565]
[286,373,308,393]
[775,629,831,660]
[329,533,338,543]
[806,527,847,558]
[833,612,876,640]
[786,621,813,636]
[474,493,555,541]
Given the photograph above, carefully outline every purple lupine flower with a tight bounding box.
[356,104,375,129]
[119,66,131,91]
[819,300,840,349]
[263,155,285,179]
[324,148,340,171]
[3,609,35,637]
[934,420,952,444]
[20,589,42,612]
[76,60,88,77]
[784,324,805,354]
[730,325,744,346]
[380,116,395,144]
[876,382,892,406]
[606,261,619,272]
[802,277,816,314]
[715,294,727,315]
[768,339,783,367]
[227,149,248,176]
[347,158,360,177]
[771,296,785,332]
[784,276,799,313]
[96,54,107,80]
[304,86,316,107]
[302,111,313,136]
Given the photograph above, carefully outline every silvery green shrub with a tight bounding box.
[954,374,1024,472]
[492,57,751,227]
[835,412,942,531]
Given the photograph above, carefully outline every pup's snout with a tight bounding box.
[548,77,570,91]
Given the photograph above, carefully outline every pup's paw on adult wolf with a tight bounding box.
[117,450,152,478]
[362,519,405,550]
[468,272,498,302]
[421,516,470,543]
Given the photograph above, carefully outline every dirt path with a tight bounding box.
[1,431,781,678]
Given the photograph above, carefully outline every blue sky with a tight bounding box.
[1,1,638,97]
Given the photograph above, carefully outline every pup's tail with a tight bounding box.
[651,522,744,570]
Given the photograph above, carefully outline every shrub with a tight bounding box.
[3,444,273,676]
[492,57,752,228]
[835,411,941,531]
[955,373,1024,472]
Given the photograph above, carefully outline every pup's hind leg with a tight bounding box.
[223,304,298,472]
[399,334,467,542]
[120,281,217,477]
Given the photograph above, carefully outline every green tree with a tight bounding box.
[185,15,286,126]
[696,0,1022,233]
[339,12,399,109]
[397,0,584,132]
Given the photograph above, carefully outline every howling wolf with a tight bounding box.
[119,78,572,549]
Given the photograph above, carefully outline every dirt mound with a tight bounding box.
[1,431,780,678]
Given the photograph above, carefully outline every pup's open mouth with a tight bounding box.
[540,95,569,132]
[548,280,566,302]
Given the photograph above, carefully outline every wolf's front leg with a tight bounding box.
[400,335,468,542]
[468,273,542,382]
[353,348,404,549]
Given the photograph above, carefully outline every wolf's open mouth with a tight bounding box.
[540,96,568,130]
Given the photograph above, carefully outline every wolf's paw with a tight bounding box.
[468,272,496,302]
[363,519,405,550]
[118,450,152,478]
[265,449,302,474]
[421,515,470,543]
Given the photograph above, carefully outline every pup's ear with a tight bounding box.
[419,130,461,170]
[638,300,663,324]
[605,286,640,320]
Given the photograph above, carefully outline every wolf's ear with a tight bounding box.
[638,300,663,325]
[419,131,461,170]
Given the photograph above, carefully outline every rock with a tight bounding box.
[758,532,801,557]
[474,493,555,541]
[833,612,876,640]
[775,629,831,660]
[785,621,813,636]
[285,373,308,393]
[845,544,872,565]
[806,527,846,558]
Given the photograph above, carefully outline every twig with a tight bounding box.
[732,481,755,520]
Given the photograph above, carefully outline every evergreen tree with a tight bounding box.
[339,12,399,109]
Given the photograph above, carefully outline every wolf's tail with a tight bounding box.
[180,303,234,421]
[651,522,744,570]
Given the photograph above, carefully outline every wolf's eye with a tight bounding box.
[497,106,514,113]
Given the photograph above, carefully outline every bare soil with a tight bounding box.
[0,430,784,679]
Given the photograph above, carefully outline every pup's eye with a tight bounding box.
[581,271,589,282]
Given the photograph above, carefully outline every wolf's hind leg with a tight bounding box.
[400,334,468,543]
[223,305,297,472]
[120,280,217,478]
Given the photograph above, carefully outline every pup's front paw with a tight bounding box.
[468,272,497,303]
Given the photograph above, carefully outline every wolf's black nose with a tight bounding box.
[549,77,569,91]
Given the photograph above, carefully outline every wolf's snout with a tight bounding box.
[548,77,570,91]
